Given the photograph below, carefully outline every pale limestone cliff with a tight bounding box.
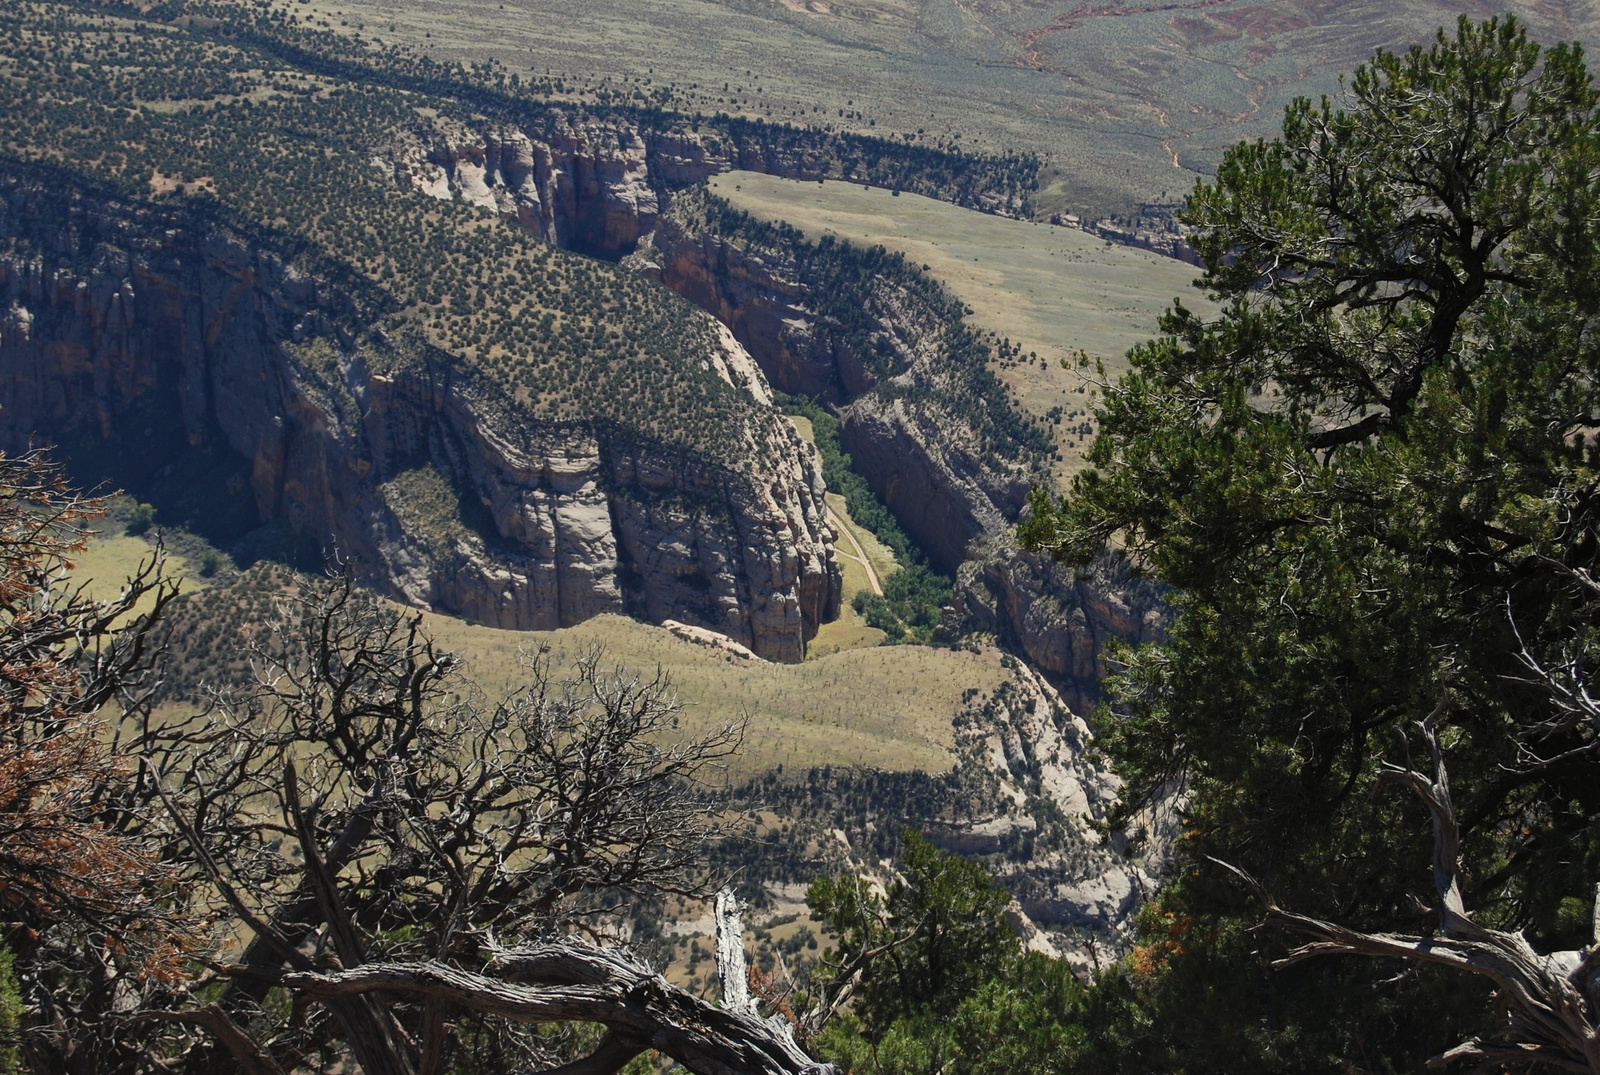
[369,111,845,261]
[0,175,840,660]
[373,113,661,256]
[634,197,1164,703]
[370,114,1040,574]
[635,220,844,399]
[369,106,1031,262]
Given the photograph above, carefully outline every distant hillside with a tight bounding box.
[302,0,1600,218]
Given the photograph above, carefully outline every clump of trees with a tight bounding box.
[775,395,954,642]
[795,832,1101,1075]
[1021,14,1600,1073]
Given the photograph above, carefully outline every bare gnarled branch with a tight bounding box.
[1228,713,1600,1073]
[281,940,835,1075]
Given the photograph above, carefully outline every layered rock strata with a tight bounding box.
[377,121,1040,572]
[0,176,840,660]
[370,111,1161,695]
[368,109,1030,261]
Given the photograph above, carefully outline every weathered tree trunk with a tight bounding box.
[282,941,837,1075]
[715,887,757,1017]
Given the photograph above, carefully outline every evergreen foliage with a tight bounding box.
[0,947,19,1075]
[804,835,1125,1075]
[1021,16,1600,1071]
[815,952,1095,1075]
[809,833,1018,1034]
[0,0,769,465]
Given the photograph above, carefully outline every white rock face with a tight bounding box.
[661,619,764,660]
[934,660,1180,968]
[371,113,661,255]
[709,321,772,406]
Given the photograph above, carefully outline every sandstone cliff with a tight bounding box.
[370,121,1044,575]
[0,171,840,660]
[372,113,665,257]
[632,193,1166,700]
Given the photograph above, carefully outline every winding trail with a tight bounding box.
[826,507,883,596]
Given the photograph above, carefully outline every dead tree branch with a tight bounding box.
[1234,714,1600,1072]
[282,940,836,1075]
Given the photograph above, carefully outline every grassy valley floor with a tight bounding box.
[711,171,1214,481]
[785,413,900,657]
[71,519,1004,780]
[424,610,1003,778]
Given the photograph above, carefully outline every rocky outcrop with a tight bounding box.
[368,110,1156,683]
[631,196,1173,699]
[372,113,662,257]
[240,104,1152,681]
[372,115,1039,575]
[368,108,1031,262]
[634,223,842,399]
[937,660,1179,966]
[0,173,839,661]
[951,540,1168,712]
[369,113,837,261]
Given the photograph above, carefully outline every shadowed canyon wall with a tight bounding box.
[0,170,840,661]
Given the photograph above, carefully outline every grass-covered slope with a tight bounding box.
[307,0,1600,221]
[138,557,1007,777]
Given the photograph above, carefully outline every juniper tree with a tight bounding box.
[1021,16,1600,1072]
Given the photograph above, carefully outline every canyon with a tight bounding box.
[0,94,1164,686]
[0,168,840,662]
[370,104,1166,697]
